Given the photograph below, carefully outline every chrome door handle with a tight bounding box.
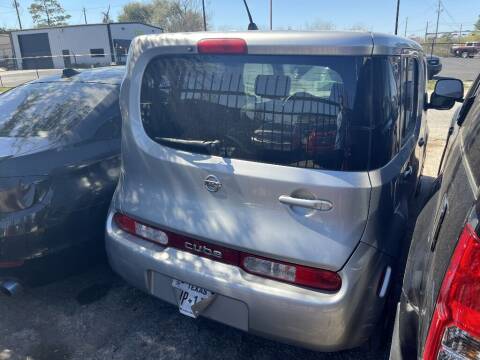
[278,195,333,211]
[403,165,413,179]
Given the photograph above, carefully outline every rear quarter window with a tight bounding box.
[0,82,117,139]
[140,54,373,171]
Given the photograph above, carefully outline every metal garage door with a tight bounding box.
[18,33,54,69]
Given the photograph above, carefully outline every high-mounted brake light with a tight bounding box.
[114,213,341,292]
[197,38,247,54]
[423,219,480,360]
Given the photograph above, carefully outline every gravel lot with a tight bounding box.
[0,266,388,360]
[0,61,466,360]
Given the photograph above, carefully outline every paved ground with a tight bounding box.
[436,57,480,81]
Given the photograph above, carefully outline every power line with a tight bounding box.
[430,0,441,57]
[439,0,457,24]
[13,0,22,29]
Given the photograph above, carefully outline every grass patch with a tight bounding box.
[0,87,11,93]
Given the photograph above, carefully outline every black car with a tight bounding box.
[0,67,124,293]
[427,55,442,79]
[390,75,480,359]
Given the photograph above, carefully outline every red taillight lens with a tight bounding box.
[197,38,247,54]
[424,222,480,359]
[241,254,342,291]
[0,260,25,269]
[114,213,341,292]
[113,213,168,245]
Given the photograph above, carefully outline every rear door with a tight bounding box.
[122,52,375,271]
[416,79,480,356]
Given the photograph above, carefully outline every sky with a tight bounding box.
[1,0,478,37]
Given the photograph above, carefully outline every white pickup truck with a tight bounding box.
[451,42,480,58]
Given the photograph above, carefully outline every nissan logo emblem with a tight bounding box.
[204,175,222,192]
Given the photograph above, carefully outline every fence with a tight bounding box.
[0,53,125,88]
[420,41,480,57]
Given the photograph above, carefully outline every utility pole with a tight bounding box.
[459,23,462,38]
[83,7,87,24]
[424,21,429,41]
[201,0,207,31]
[13,0,22,30]
[404,16,408,36]
[269,0,273,30]
[430,0,441,57]
[394,0,400,34]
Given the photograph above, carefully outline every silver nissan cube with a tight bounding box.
[106,31,429,351]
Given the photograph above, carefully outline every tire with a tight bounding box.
[461,51,469,58]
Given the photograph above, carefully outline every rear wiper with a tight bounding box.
[155,137,221,155]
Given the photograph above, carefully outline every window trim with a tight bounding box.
[400,55,420,146]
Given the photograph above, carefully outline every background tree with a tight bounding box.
[118,0,206,32]
[29,0,71,28]
[102,5,112,23]
[304,19,336,31]
[118,1,153,24]
[475,15,480,32]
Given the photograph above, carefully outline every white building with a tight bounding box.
[10,22,163,70]
[0,33,13,59]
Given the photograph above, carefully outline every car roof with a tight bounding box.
[31,66,125,85]
[128,31,422,60]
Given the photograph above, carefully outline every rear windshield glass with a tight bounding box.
[0,82,116,138]
[141,55,373,171]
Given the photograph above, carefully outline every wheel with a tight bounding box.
[461,51,469,58]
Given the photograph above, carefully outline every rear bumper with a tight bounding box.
[0,200,108,264]
[106,212,392,351]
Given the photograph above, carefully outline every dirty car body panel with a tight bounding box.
[0,67,124,282]
[106,32,427,350]
[390,73,480,360]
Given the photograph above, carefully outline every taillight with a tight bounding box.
[114,213,341,292]
[241,254,342,291]
[423,219,480,359]
[113,213,168,245]
[0,260,24,269]
[197,38,247,54]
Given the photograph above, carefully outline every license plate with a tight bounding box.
[172,279,215,318]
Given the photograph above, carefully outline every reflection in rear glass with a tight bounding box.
[0,82,115,138]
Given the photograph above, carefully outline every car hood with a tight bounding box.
[0,137,53,161]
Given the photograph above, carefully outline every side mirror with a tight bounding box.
[428,78,464,110]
